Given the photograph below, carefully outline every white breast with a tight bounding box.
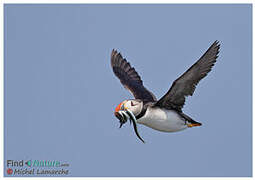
[137,107,187,132]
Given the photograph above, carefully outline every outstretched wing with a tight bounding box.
[155,41,220,111]
[111,50,156,102]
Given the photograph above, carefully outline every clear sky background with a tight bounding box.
[4,4,252,177]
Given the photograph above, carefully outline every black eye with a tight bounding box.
[121,103,125,110]
[131,101,135,106]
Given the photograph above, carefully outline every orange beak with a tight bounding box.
[114,102,123,122]
[115,102,123,113]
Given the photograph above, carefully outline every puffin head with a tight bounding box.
[114,99,143,128]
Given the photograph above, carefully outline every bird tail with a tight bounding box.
[179,112,202,127]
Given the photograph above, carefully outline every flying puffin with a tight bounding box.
[111,41,220,143]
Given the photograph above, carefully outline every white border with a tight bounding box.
[2,0,255,3]
[1,1,3,179]
[1,1,253,180]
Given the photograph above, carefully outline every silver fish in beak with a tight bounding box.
[114,110,145,143]
[117,110,129,128]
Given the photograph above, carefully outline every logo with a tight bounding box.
[25,160,31,167]
[7,168,13,175]
[6,159,70,176]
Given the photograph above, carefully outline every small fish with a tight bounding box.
[115,110,145,143]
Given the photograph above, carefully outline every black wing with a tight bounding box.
[111,50,156,102]
[155,41,220,111]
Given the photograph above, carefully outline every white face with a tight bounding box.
[123,100,143,116]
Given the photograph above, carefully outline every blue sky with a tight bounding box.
[4,4,252,177]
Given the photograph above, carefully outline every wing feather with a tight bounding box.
[111,50,157,102]
[155,41,220,111]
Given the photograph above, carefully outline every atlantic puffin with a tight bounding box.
[111,41,220,143]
